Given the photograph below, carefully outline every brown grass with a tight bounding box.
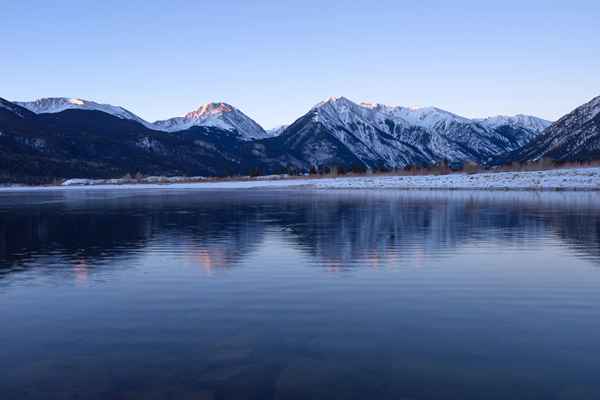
[18,158,600,187]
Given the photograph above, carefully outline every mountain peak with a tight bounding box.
[315,96,355,108]
[476,114,552,132]
[15,97,154,128]
[16,97,90,114]
[185,102,236,119]
[17,97,108,112]
[308,96,367,125]
[325,96,348,103]
[510,94,600,162]
[153,102,268,140]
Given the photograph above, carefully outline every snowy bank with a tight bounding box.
[61,176,209,186]
[310,168,600,191]
[1,168,600,192]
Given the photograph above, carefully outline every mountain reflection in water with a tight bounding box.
[1,190,599,275]
[1,189,600,400]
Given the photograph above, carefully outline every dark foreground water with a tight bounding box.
[1,189,600,400]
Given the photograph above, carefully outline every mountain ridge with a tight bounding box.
[504,95,600,163]
[7,93,596,183]
[272,96,551,169]
[152,101,270,140]
[15,96,550,139]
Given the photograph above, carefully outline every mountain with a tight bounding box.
[16,98,270,140]
[476,114,551,133]
[152,102,269,140]
[0,97,272,183]
[267,125,287,136]
[1,97,34,119]
[475,114,551,150]
[0,94,560,182]
[507,96,600,162]
[266,97,550,170]
[16,97,155,129]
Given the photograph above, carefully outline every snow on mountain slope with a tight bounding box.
[8,94,556,172]
[360,101,472,130]
[16,97,156,129]
[277,96,550,169]
[153,102,269,140]
[267,125,287,136]
[511,95,600,162]
[15,97,269,139]
[476,114,551,132]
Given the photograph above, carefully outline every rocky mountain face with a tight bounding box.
[0,98,273,183]
[15,97,156,129]
[267,125,287,136]
[17,98,270,141]
[152,102,270,140]
[506,96,600,163]
[1,93,580,183]
[268,97,550,170]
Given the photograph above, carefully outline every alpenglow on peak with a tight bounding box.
[152,102,269,140]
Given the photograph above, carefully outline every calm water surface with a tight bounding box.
[1,189,600,399]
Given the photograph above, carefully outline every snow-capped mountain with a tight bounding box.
[476,114,551,132]
[510,95,600,162]
[15,98,271,140]
[0,96,271,182]
[359,101,473,130]
[1,93,571,182]
[153,102,269,140]
[16,97,155,129]
[273,96,550,169]
[267,125,287,136]
[472,114,552,150]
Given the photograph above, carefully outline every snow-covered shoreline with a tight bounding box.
[310,167,600,191]
[1,167,600,192]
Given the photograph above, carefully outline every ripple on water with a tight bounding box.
[1,190,600,399]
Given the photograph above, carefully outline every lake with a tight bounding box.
[1,189,600,399]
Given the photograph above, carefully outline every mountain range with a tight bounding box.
[15,97,271,140]
[1,94,599,183]
[504,95,600,163]
[270,96,551,170]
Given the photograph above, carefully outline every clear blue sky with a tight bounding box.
[1,0,599,128]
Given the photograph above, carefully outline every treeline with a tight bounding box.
[3,158,600,187]
[249,160,469,178]
[249,158,600,179]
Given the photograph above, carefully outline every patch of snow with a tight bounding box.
[518,95,600,161]
[476,115,552,132]
[62,179,95,186]
[301,96,551,168]
[267,125,287,136]
[62,176,208,186]
[4,167,600,192]
[152,102,269,140]
[308,168,600,191]
[16,97,156,129]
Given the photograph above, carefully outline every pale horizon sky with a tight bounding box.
[2,0,599,128]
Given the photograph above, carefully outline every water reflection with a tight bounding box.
[1,190,600,399]
[1,190,599,277]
